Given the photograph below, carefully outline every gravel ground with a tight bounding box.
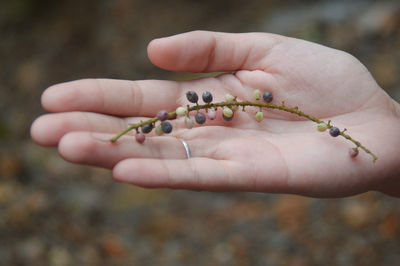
[1,0,399,265]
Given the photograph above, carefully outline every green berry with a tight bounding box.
[176,106,188,116]
[223,107,233,118]
[186,91,198,103]
[161,121,173,134]
[329,127,340,137]
[223,113,234,121]
[231,104,239,112]
[255,111,263,122]
[253,89,262,100]
[317,123,328,132]
[155,124,164,135]
[263,91,273,103]
[202,91,213,103]
[185,116,194,129]
[141,123,153,134]
[195,112,206,124]
[225,93,235,102]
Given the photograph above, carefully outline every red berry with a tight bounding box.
[349,148,359,158]
[207,109,216,120]
[157,110,169,121]
[135,132,145,143]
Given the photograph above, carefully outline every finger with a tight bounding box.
[31,112,130,147]
[147,30,284,72]
[113,158,246,191]
[41,78,181,117]
[57,132,210,169]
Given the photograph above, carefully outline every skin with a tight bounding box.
[30,31,400,198]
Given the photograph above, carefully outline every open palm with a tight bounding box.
[31,31,400,197]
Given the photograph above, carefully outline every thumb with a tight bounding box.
[147,30,283,73]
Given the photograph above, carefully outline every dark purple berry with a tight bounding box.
[186,91,199,103]
[161,121,173,134]
[222,112,234,121]
[135,132,145,143]
[141,123,153,134]
[202,91,213,103]
[195,112,206,124]
[157,110,169,121]
[263,91,273,103]
[329,126,340,137]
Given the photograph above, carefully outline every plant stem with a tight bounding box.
[109,101,378,162]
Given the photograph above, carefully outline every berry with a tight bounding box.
[157,110,169,121]
[253,89,262,100]
[329,126,340,137]
[195,112,206,124]
[225,93,235,102]
[141,123,153,134]
[186,91,198,103]
[255,111,263,122]
[135,132,145,143]
[223,113,234,121]
[155,124,164,135]
[202,91,213,103]
[185,116,194,129]
[223,107,233,118]
[317,122,328,132]
[176,106,188,116]
[263,91,273,103]
[207,109,216,120]
[161,121,173,134]
[231,104,239,112]
[349,148,359,158]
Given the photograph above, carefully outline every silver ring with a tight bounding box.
[180,139,191,159]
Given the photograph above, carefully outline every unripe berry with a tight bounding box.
[207,109,216,120]
[141,123,153,134]
[253,89,262,100]
[225,93,235,102]
[185,116,194,129]
[155,124,164,136]
[161,121,173,134]
[157,110,169,121]
[231,104,239,112]
[202,91,213,103]
[317,122,328,132]
[329,127,340,137]
[223,107,233,118]
[186,91,198,103]
[195,112,206,124]
[135,132,145,143]
[255,111,263,122]
[263,91,273,103]
[176,106,188,116]
[223,113,234,121]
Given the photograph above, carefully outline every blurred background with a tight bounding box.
[1,0,399,265]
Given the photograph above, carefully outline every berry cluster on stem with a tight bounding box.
[110,90,378,162]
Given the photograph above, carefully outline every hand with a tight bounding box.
[30,31,400,197]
